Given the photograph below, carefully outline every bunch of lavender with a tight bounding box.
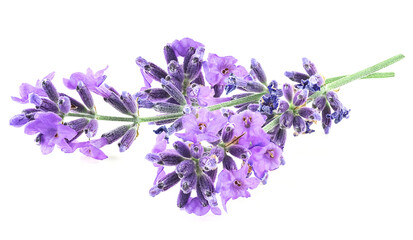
[9,38,403,216]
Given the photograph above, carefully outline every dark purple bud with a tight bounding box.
[167,117,183,135]
[173,141,191,158]
[31,94,59,113]
[137,99,154,109]
[118,127,137,152]
[326,91,342,111]
[145,153,161,163]
[309,74,324,86]
[143,88,170,102]
[213,84,225,98]
[248,104,260,112]
[156,172,180,191]
[228,145,252,161]
[196,181,209,207]
[302,58,317,76]
[84,119,98,138]
[221,123,235,143]
[9,114,29,127]
[190,142,204,159]
[322,106,332,134]
[154,118,177,125]
[191,72,205,86]
[206,168,218,183]
[164,44,178,64]
[283,83,294,102]
[185,47,204,81]
[101,125,131,144]
[292,89,308,106]
[76,81,94,110]
[198,174,217,207]
[250,58,267,84]
[177,190,191,208]
[278,100,290,113]
[22,108,40,120]
[41,79,59,102]
[279,111,294,128]
[293,116,306,134]
[298,107,321,121]
[223,155,237,171]
[59,93,89,114]
[176,160,195,179]
[136,57,168,82]
[199,155,218,172]
[65,118,89,132]
[57,96,71,114]
[104,92,130,115]
[313,96,327,112]
[272,125,287,148]
[29,93,42,106]
[284,71,310,83]
[245,81,265,93]
[183,47,196,73]
[120,92,137,115]
[181,172,197,194]
[161,78,186,105]
[158,151,184,166]
[167,60,184,83]
[153,102,183,113]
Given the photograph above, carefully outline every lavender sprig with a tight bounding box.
[9,37,404,216]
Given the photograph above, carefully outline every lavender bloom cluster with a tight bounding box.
[10,38,352,216]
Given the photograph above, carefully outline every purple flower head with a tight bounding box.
[285,58,325,95]
[12,72,55,104]
[249,142,282,180]
[187,85,231,107]
[175,108,227,143]
[203,53,248,93]
[24,112,77,154]
[62,138,108,160]
[63,66,111,97]
[171,38,204,57]
[216,164,260,211]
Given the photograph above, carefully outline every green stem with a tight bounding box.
[66,113,137,122]
[263,115,280,133]
[207,92,267,111]
[324,72,395,85]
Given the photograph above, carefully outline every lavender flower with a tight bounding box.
[284,58,325,95]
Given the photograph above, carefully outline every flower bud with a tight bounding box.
[22,108,40,121]
[292,89,308,107]
[185,47,204,81]
[84,119,98,138]
[59,93,89,114]
[177,190,191,208]
[206,168,218,183]
[250,58,267,84]
[277,100,290,113]
[156,172,180,191]
[183,47,196,73]
[57,96,71,114]
[173,141,191,158]
[221,123,235,143]
[213,84,225,98]
[279,110,294,129]
[199,155,218,172]
[284,71,310,83]
[196,181,209,207]
[181,172,197,194]
[143,88,170,102]
[293,116,306,134]
[312,96,326,112]
[198,174,217,207]
[309,73,324,86]
[282,83,294,102]
[104,92,130,115]
[228,145,251,161]
[163,44,178,64]
[76,81,94,110]
[223,155,237,171]
[153,102,183,113]
[65,118,89,132]
[136,56,168,82]
[190,142,203,159]
[245,81,265,93]
[101,125,131,144]
[158,151,185,166]
[9,114,29,127]
[302,58,317,76]
[326,91,342,111]
[272,125,287,148]
[298,107,321,121]
[137,99,155,109]
[161,78,186,105]
[145,153,161,163]
[118,127,137,152]
[248,104,260,112]
[176,160,195,179]
[41,78,59,102]
[30,93,59,113]
[121,92,137,115]
[167,60,184,83]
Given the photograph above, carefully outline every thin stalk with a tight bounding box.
[324,72,395,85]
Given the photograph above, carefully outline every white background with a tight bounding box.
[1,0,412,239]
